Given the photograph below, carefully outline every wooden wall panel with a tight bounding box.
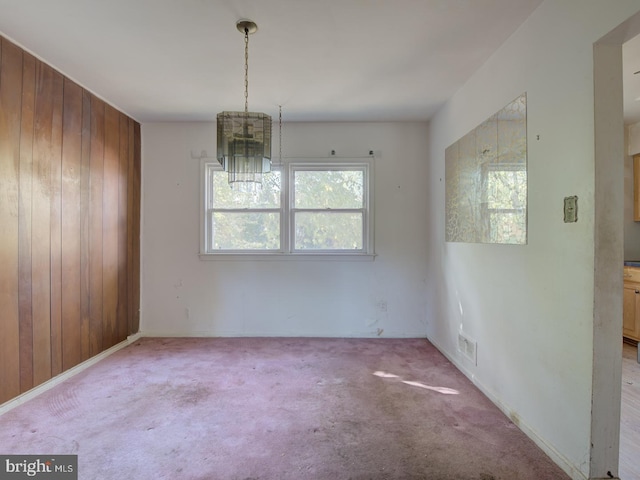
[117,114,129,342]
[31,60,54,387]
[80,90,91,362]
[0,34,141,405]
[49,70,64,378]
[127,119,136,335]
[18,51,36,393]
[102,105,120,350]
[0,38,24,404]
[132,123,141,334]
[61,79,83,371]
[89,96,104,357]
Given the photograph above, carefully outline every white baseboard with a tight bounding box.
[428,338,589,480]
[0,332,142,416]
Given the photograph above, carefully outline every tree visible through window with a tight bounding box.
[293,168,365,250]
[208,168,281,250]
[203,160,373,255]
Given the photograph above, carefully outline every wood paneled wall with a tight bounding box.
[0,35,141,404]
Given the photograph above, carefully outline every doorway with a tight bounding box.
[593,10,640,478]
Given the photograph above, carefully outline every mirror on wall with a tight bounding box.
[445,93,527,245]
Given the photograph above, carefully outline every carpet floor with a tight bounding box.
[0,337,569,480]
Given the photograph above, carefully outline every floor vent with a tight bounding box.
[458,332,477,366]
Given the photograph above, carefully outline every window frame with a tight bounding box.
[203,162,284,253]
[289,162,370,254]
[200,157,375,260]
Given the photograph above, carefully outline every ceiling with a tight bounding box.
[0,0,550,123]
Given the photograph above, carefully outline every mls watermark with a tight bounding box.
[0,456,77,479]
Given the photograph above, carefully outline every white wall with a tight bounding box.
[141,121,429,338]
[628,122,640,155]
[426,1,640,479]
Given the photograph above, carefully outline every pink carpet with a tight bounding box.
[0,337,569,479]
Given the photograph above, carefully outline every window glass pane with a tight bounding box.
[294,170,363,209]
[212,212,280,250]
[294,212,363,250]
[213,170,281,208]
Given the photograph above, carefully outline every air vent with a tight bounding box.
[458,332,477,366]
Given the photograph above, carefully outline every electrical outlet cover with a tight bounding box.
[564,196,578,223]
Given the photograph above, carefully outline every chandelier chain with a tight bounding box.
[244,27,249,113]
[279,105,282,162]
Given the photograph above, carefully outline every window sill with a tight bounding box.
[198,252,377,262]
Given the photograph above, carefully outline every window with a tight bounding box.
[205,167,282,251]
[202,159,373,257]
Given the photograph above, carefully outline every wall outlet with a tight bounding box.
[458,332,477,366]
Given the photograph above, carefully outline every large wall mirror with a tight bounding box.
[445,93,527,244]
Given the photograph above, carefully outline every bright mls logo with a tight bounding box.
[0,456,77,479]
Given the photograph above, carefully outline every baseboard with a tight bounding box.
[0,332,142,417]
[428,338,589,480]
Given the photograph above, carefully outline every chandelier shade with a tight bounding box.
[216,20,272,190]
[217,111,272,186]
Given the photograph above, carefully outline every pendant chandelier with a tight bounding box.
[217,20,272,191]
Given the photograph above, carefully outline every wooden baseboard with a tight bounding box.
[0,333,142,416]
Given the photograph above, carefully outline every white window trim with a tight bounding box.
[199,157,375,261]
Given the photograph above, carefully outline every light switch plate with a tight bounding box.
[564,196,578,223]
